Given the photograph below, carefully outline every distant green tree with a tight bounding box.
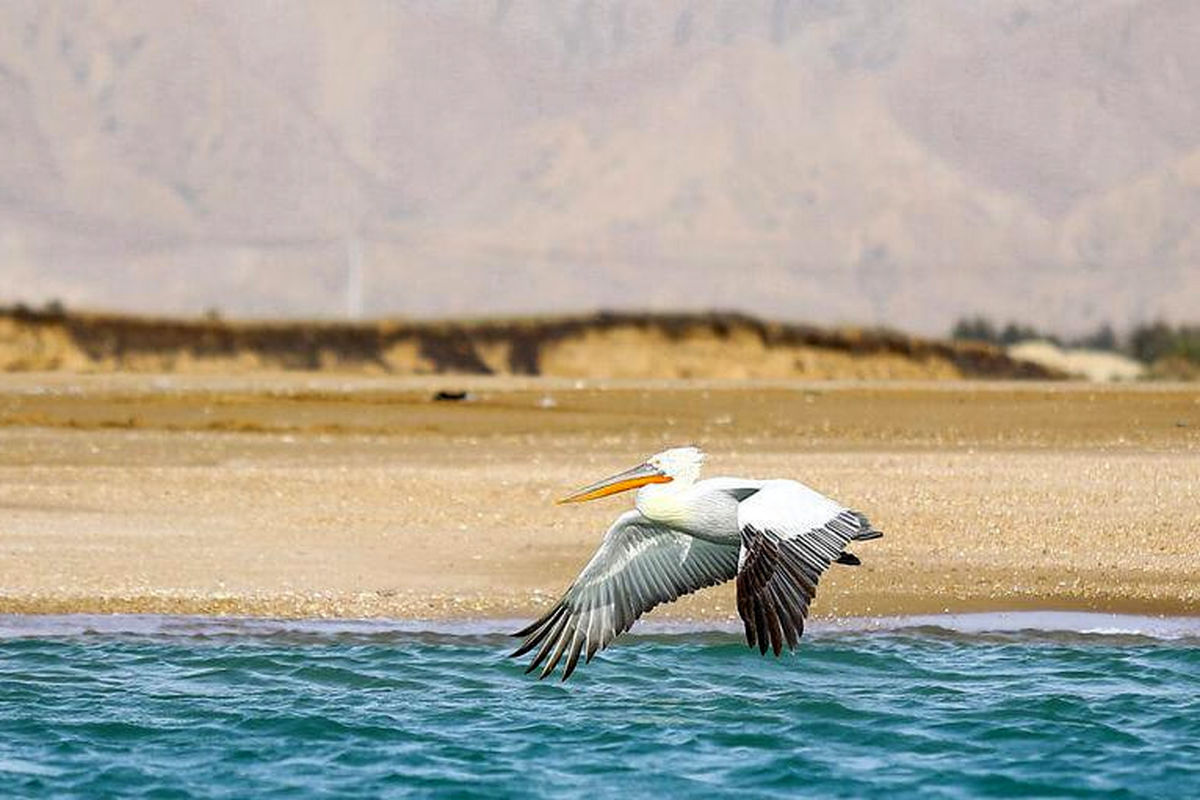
[999,322,1048,345]
[1179,327,1200,363]
[951,316,998,343]
[1076,323,1117,352]
[1128,322,1200,365]
[951,317,1199,366]
[1129,322,1176,363]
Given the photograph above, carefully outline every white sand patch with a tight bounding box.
[1008,340,1144,382]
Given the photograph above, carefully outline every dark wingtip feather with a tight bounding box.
[511,620,540,638]
[852,512,884,540]
[509,631,544,659]
[524,613,569,674]
[741,613,757,650]
[561,637,586,682]
[753,602,769,655]
[509,604,565,658]
[780,616,798,651]
[512,605,556,638]
[762,593,784,657]
[509,642,535,659]
[539,626,575,680]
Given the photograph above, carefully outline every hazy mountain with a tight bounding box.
[1,1,1197,334]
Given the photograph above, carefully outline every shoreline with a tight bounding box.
[1,610,1197,641]
[0,581,1198,621]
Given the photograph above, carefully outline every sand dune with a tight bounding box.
[0,308,1060,380]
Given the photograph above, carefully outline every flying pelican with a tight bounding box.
[511,446,882,680]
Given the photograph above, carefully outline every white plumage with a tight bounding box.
[512,447,883,680]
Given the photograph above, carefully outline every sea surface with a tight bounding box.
[0,613,1196,798]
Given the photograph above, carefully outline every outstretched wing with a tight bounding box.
[735,480,882,656]
[511,511,739,681]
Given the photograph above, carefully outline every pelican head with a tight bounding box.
[557,446,705,504]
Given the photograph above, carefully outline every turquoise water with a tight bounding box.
[0,615,1196,798]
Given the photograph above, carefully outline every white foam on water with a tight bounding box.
[0,758,64,777]
[817,610,1200,640]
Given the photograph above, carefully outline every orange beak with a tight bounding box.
[556,462,672,504]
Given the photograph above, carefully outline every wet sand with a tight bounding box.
[0,374,1196,621]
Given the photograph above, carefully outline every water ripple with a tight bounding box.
[0,620,1195,797]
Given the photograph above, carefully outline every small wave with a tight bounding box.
[0,611,1197,643]
[0,758,64,778]
[823,611,1200,641]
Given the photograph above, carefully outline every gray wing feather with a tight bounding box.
[511,511,739,681]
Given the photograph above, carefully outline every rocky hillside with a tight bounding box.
[2,2,1197,333]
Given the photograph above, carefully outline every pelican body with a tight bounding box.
[512,447,882,680]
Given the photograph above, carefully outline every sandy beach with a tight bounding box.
[0,373,1196,621]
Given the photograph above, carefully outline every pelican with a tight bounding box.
[511,446,883,680]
